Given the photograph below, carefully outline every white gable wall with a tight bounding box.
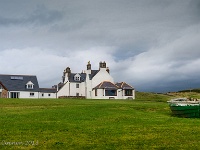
[91,68,114,89]
[57,82,70,97]
[57,81,86,97]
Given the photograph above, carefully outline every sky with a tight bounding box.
[0,0,200,92]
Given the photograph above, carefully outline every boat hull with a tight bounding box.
[169,105,200,118]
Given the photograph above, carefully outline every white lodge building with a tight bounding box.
[57,61,135,99]
[0,75,57,99]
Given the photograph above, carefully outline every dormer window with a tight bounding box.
[27,84,33,89]
[26,81,34,89]
[74,74,81,81]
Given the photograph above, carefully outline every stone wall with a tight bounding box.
[1,89,8,98]
[58,96,85,99]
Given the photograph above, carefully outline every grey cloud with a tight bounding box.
[0,5,63,27]
[0,0,200,92]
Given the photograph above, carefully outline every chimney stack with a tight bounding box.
[99,61,106,69]
[62,67,71,83]
[87,61,91,70]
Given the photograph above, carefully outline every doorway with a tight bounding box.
[10,92,20,98]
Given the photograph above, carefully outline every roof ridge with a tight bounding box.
[0,81,8,90]
[40,88,56,89]
[121,82,125,88]
[123,82,134,88]
[104,81,119,88]
[99,81,104,88]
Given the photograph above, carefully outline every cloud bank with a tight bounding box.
[0,0,200,92]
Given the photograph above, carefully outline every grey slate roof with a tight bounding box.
[116,82,134,90]
[39,88,57,93]
[0,74,40,92]
[93,81,119,90]
[67,70,99,83]
[58,82,64,90]
[89,70,99,80]
[68,73,86,83]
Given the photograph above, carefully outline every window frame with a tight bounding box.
[125,89,133,96]
[76,83,79,88]
[26,81,34,89]
[74,74,81,81]
[30,92,35,97]
[27,84,33,89]
[105,90,117,96]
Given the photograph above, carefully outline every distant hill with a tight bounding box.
[136,89,200,102]
[135,91,171,102]
[166,89,200,99]
[178,88,200,93]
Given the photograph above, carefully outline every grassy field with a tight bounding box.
[1,92,200,149]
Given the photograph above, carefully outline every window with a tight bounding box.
[27,84,33,89]
[11,76,23,80]
[105,90,117,96]
[30,93,34,96]
[41,93,44,97]
[74,74,81,81]
[48,94,51,97]
[76,93,79,96]
[125,90,133,96]
[76,84,79,88]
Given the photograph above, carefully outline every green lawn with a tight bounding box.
[1,93,200,149]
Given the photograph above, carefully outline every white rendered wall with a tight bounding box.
[120,89,135,99]
[91,89,104,99]
[39,93,57,98]
[92,89,118,99]
[117,89,123,99]
[69,82,85,96]
[8,91,57,99]
[57,82,86,97]
[10,91,39,98]
[79,82,86,96]
[92,89,135,100]
[85,70,92,99]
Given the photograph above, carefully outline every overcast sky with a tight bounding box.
[0,0,200,92]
